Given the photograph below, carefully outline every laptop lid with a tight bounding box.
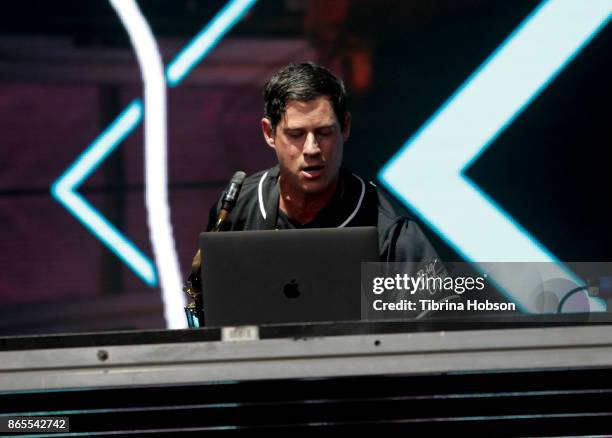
[199,227,378,327]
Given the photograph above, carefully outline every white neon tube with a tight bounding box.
[109,0,186,329]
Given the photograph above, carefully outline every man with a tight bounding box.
[206,62,438,264]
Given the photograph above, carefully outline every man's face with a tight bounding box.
[262,96,350,195]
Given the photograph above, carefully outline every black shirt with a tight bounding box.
[207,165,440,264]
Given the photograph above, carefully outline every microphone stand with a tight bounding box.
[184,172,245,328]
[183,219,223,328]
[183,252,205,328]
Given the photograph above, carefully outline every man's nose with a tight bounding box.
[303,132,321,156]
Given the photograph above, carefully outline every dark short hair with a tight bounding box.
[263,62,348,132]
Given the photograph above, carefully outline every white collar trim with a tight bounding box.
[338,173,365,228]
[257,171,366,227]
[258,171,269,220]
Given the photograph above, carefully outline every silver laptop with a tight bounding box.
[199,227,379,327]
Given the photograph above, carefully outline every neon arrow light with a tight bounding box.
[52,0,258,328]
[379,0,610,311]
[51,101,156,285]
[51,0,257,285]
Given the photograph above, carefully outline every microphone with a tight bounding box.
[213,171,246,231]
[220,171,247,212]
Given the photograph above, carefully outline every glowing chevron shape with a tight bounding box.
[51,100,157,285]
[379,0,611,312]
[52,0,259,294]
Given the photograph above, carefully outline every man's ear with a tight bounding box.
[342,112,352,143]
[261,118,276,150]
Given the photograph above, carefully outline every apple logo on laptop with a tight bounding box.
[283,279,301,298]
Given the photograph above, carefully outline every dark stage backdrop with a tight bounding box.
[0,0,609,334]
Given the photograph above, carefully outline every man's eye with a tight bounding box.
[288,132,303,138]
[317,129,333,136]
